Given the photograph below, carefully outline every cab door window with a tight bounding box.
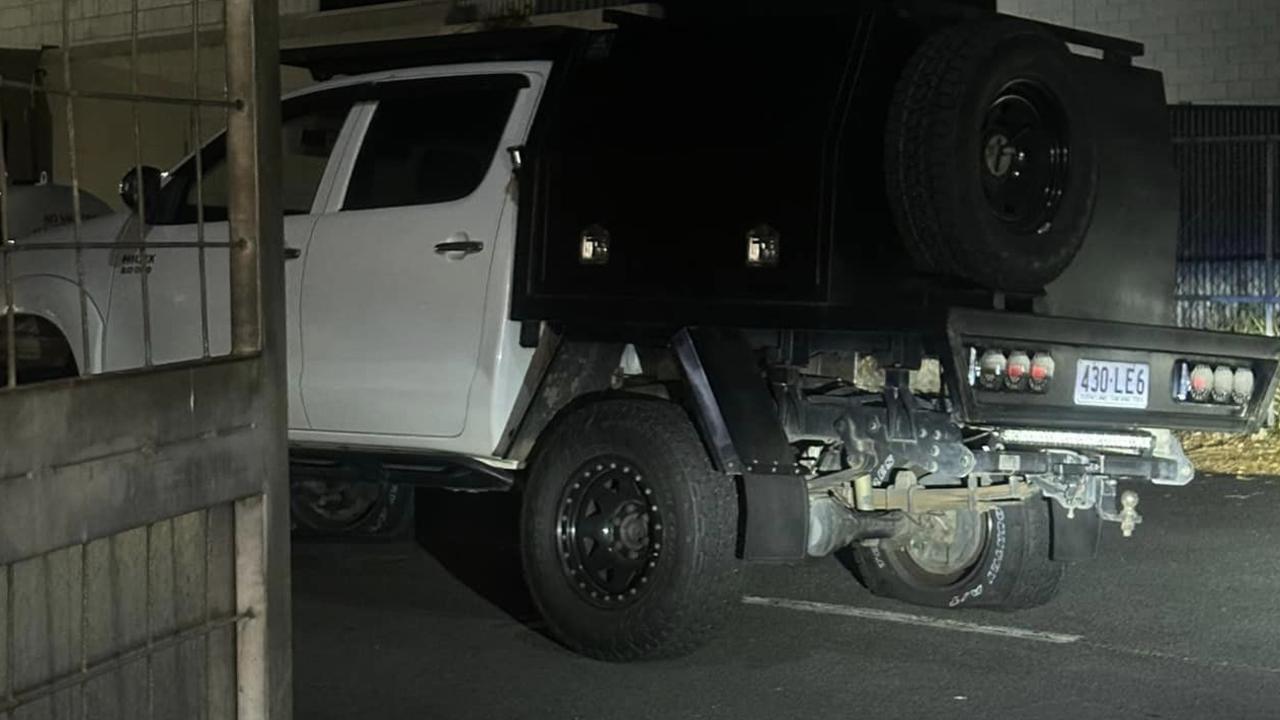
[342,78,521,211]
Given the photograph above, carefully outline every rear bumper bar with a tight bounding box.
[947,309,1280,433]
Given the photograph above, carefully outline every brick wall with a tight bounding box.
[0,0,318,47]
[999,0,1280,103]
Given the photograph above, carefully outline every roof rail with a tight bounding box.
[280,26,588,80]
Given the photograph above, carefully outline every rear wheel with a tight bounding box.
[849,498,1063,609]
[521,397,741,661]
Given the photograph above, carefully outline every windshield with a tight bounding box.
[153,90,353,225]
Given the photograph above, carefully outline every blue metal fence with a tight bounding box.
[1172,106,1280,333]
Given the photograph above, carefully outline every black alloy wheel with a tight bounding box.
[521,397,741,661]
[557,456,664,607]
[885,19,1099,292]
[979,80,1071,236]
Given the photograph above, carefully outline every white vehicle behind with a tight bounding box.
[4,180,110,240]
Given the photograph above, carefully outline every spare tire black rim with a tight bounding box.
[979,79,1070,235]
[557,456,663,608]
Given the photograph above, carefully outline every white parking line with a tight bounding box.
[742,596,1083,645]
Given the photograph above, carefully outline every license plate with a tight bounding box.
[1074,359,1150,409]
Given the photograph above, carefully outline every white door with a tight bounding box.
[105,89,360,427]
[300,74,533,437]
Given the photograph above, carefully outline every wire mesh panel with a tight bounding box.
[0,5,243,382]
[1172,106,1280,334]
[0,0,289,717]
[0,507,238,719]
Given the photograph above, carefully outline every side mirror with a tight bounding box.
[118,166,163,220]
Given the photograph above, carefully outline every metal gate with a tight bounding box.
[0,0,289,718]
[1173,105,1280,334]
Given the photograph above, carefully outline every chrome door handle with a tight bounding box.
[434,240,484,256]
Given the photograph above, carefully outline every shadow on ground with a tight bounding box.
[411,488,541,624]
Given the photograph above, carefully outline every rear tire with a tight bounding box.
[849,497,1063,610]
[521,397,741,661]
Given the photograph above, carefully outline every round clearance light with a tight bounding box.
[978,349,1006,390]
[1005,350,1031,390]
[1212,366,1234,403]
[1189,364,1213,402]
[1232,367,1255,405]
[1029,353,1054,393]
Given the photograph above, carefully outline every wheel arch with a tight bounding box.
[494,331,627,466]
[7,274,105,377]
[498,326,809,562]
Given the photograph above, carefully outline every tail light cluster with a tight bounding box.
[971,348,1054,393]
[1175,361,1254,405]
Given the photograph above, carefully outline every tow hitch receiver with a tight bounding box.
[803,391,1191,543]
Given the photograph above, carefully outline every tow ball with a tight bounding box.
[1043,472,1143,538]
[1116,490,1142,538]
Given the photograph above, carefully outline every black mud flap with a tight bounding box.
[737,473,810,563]
[674,327,808,562]
[1049,500,1102,562]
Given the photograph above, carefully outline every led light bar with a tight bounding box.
[994,428,1155,452]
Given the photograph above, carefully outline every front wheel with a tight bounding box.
[521,397,742,661]
[848,498,1063,609]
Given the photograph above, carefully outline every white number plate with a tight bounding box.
[1074,360,1150,409]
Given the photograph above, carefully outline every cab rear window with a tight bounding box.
[342,85,518,211]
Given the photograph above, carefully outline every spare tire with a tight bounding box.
[885,20,1098,293]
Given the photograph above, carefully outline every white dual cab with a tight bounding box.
[13,62,549,464]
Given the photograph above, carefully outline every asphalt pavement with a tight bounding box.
[293,476,1280,720]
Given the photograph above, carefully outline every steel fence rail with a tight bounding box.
[0,78,239,109]
[0,0,285,716]
[1,86,14,388]
[0,3,237,387]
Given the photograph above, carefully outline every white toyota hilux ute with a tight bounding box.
[11,18,1280,665]
[12,61,547,468]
